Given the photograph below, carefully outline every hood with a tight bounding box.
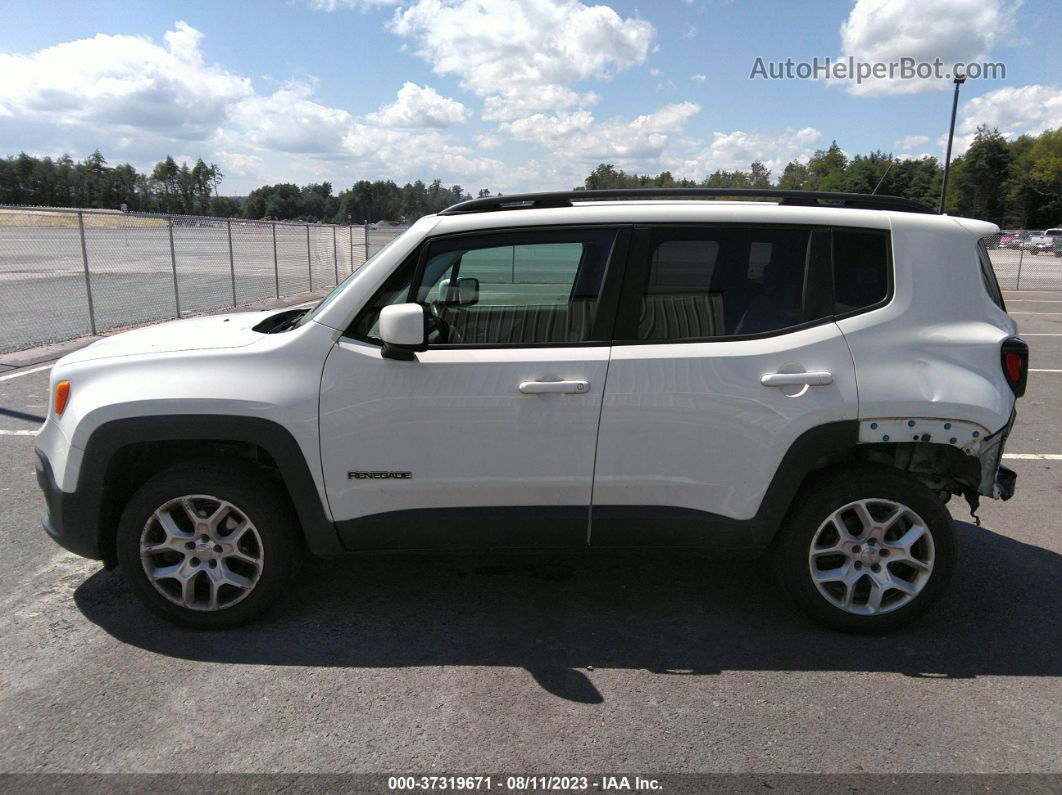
[60,311,272,364]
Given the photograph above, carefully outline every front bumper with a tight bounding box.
[34,448,102,560]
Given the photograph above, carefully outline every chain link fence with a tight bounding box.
[2,210,1057,354]
[0,206,408,353]
[984,231,1062,290]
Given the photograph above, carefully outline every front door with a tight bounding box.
[319,225,627,550]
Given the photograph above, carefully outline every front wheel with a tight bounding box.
[115,461,303,628]
[775,467,956,633]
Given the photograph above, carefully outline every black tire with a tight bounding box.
[774,466,956,633]
[115,460,304,629]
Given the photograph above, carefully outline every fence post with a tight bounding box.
[1016,246,1024,290]
[349,225,354,273]
[332,225,339,284]
[306,224,313,291]
[77,211,97,336]
[167,216,181,317]
[227,219,236,307]
[364,221,370,262]
[272,223,279,298]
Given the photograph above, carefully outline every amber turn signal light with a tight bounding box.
[54,381,71,415]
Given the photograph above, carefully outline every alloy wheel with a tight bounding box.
[139,494,264,611]
[808,498,935,616]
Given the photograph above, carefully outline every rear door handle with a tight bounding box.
[760,371,833,387]
[518,380,590,395]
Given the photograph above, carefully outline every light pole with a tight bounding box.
[939,67,967,213]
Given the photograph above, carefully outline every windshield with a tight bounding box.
[297,227,415,327]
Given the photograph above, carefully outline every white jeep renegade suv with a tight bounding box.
[34,189,1027,632]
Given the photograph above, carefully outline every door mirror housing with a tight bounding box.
[439,276,480,306]
[379,303,429,360]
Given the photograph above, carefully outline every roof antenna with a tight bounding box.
[872,159,895,195]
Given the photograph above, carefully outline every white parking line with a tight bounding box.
[0,429,39,436]
[1007,299,1062,303]
[0,364,53,381]
[1030,369,1062,373]
[1003,453,1062,460]
[1009,312,1062,315]
[1021,333,1062,336]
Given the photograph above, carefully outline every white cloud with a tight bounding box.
[0,21,252,141]
[690,73,706,82]
[683,127,824,174]
[306,0,400,9]
[0,22,500,191]
[936,84,1062,157]
[366,82,469,128]
[231,80,355,154]
[389,0,654,120]
[896,134,929,149]
[498,102,701,173]
[835,0,1017,95]
[958,84,1062,136]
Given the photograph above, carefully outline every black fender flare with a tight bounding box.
[77,415,343,559]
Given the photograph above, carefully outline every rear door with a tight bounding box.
[591,224,865,549]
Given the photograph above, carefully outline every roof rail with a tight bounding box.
[439,188,936,216]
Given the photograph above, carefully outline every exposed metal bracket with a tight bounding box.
[857,418,990,456]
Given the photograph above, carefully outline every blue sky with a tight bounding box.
[1,0,1059,195]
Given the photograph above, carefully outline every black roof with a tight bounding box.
[440,188,936,216]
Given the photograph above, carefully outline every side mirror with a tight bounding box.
[439,276,480,306]
[379,303,429,361]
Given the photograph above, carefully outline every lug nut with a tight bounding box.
[871,563,880,572]
[200,534,210,542]
[190,557,200,566]
[185,541,195,550]
[854,561,862,570]
[879,549,889,557]
[852,545,861,553]
[867,537,876,545]
[209,560,218,568]
[214,544,223,553]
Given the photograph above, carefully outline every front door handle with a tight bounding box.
[760,371,833,387]
[518,380,590,395]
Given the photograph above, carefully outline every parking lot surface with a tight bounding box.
[0,289,1059,774]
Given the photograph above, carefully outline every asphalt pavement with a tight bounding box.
[0,289,1059,776]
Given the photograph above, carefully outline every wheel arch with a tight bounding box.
[80,415,343,566]
[756,422,980,545]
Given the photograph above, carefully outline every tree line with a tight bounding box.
[3,125,1060,227]
[0,150,483,224]
[583,125,1062,228]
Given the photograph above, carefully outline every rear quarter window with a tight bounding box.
[833,229,890,314]
[977,239,1006,310]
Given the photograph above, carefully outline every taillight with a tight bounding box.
[1001,338,1028,398]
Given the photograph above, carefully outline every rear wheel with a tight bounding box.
[115,461,303,628]
[775,467,956,633]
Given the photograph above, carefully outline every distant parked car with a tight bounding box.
[1010,231,1034,249]
[1024,228,1062,255]
[996,230,1019,249]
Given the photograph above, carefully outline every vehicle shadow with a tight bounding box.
[74,521,1061,703]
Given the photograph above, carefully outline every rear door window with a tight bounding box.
[620,225,830,340]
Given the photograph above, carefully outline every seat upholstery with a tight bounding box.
[440,299,593,344]
[637,293,724,340]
